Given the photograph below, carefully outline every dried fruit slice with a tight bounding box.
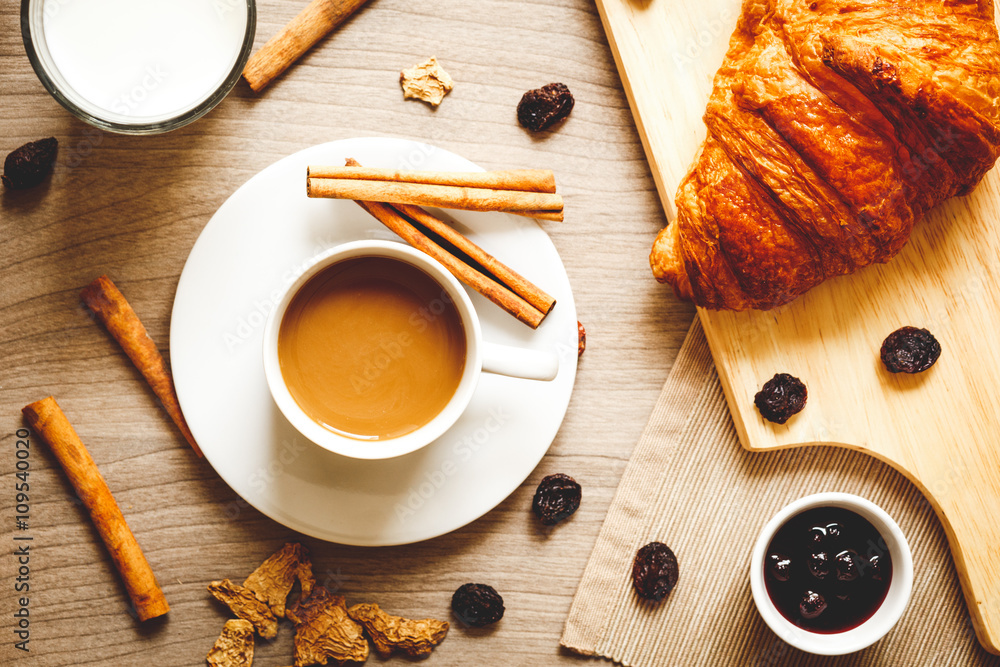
[347,602,448,657]
[754,373,808,424]
[577,321,586,358]
[631,542,679,602]
[2,137,58,189]
[532,473,582,526]
[287,586,369,666]
[451,583,504,627]
[400,57,454,107]
[242,542,314,618]
[207,619,255,667]
[207,542,316,641]
[880,326,941,373]
[208,579,279,639]
[517,83,574,132]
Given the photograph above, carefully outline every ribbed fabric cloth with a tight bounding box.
[561,318,999,666]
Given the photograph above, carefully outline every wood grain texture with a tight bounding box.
[595,0,1000,655]
[0,0,691,664]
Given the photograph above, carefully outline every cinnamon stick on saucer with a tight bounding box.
[81,276,202,457]
[243,0,374,92]
[342,158,555,328]
[308,178,564,220]
[22,397,170,622]
[306,166,565,221]
[307,166,557,193]
[393,202,556,315]
[357,199,547,328]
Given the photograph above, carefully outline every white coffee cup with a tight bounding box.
[262,240,558,459]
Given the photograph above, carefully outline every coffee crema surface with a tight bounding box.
[278,256,467,440]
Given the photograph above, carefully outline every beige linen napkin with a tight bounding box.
[561,318,999,666]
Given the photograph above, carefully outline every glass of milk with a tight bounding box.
[21,0,256,134]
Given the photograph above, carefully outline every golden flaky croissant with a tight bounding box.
[651,0,1000,310]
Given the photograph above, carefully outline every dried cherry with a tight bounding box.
[834,549,862,582]
[754,373,807,424]
[868,554,887,582]
[807,551,831,580]
[808,525,827,548]
[517,83,574,132]
[767,553,792,582]
[631,542,679,602]
[2,137,58,190]
[799,590,827,619]
[577,321,586,358]
[880,326,940,374]
[532,473,581,526]
[451,583,504,627]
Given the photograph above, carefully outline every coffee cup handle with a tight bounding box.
[480,341,559,382]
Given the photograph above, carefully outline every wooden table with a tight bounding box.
[0,0,695,664]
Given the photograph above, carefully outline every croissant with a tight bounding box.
[650,0,1000,310]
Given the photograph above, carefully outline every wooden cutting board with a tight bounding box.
[595,0,1000,655]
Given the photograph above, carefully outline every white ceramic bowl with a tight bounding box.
[750,492,913,655]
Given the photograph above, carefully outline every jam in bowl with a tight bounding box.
[750,493,913,655]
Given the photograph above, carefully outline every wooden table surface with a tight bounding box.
[0,0,695,664]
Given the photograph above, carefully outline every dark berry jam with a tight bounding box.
[764,506,892,633]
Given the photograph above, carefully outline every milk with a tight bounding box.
[41,0,248,121]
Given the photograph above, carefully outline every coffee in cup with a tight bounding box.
[277,255,466,440]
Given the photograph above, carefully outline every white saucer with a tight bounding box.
[170,137,578,545]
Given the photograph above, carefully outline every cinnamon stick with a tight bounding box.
[21,397,170,622]
[353,199,546,328]
[81,276,202,457]
[243,0,373,93]
[306,166,557,194]
[513,209,564,222]
[306,178,565,220]
[394,202,556,315]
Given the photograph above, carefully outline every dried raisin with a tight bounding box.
[880,326,940,373]
[754,373,807,424]
[631,542,678,602]
[451,583,504,627]
[577,321,586,358]
[517,83,574,132]
[531,473,581,526]
[2,137,58,190]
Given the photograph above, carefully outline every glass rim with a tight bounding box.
[20,0,257,135]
